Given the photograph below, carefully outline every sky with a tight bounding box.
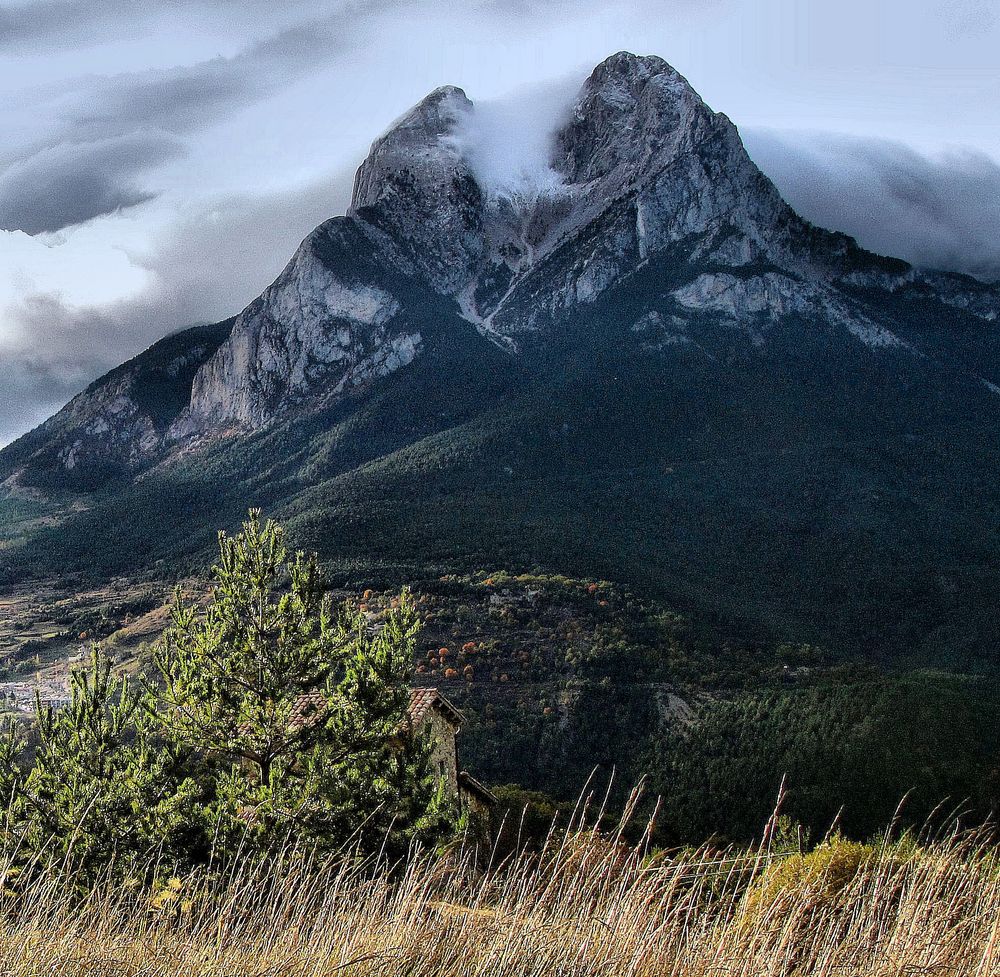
[1,0,999,446]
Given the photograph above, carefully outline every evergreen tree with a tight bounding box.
[151,510,453,858]
[0,511,455,880]
[0,650,201,879]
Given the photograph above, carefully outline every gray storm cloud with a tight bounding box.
[0,0,357,51]
[0,356,84,447]
[0,0,608,52]
[0,3,396,235]
[67,24,333,141]
[0,133,184,234]
[745,130,1000,282]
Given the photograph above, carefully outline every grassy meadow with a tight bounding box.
[2,801,998,977]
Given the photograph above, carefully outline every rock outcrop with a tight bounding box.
[0,321,231,487]
[184,221,422,428]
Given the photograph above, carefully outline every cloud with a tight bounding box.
[1,296,130,424]
[744,129,1000,281]
[0,3,395,234]
[0,133,184,233]
[0,356,85,447]
[64,26,326,141]
[0,0,618,52]
[0,0,342,52]
[453,75,582,201]
[0,0,121,51]
[130,168,356,325]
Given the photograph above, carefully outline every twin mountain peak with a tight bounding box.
[4,51,999,486]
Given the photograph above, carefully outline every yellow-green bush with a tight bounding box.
[749,837,876,910]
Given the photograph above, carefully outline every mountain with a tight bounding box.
[2,51,1000,667]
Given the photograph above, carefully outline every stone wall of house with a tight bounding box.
[459,786,493,852]
[420,709,459,794]
[459,786,491,821]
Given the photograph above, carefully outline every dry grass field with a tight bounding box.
[1,807,998,977]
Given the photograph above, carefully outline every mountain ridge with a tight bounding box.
[5,51,999,485]
[2,51,1000,670]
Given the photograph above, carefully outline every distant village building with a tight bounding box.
[37,695,72,711]
[0,681,71,715]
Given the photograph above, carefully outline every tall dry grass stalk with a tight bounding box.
[1,798,998,976]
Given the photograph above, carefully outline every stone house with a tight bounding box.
[289,686,495,816]
[407,687,496,817]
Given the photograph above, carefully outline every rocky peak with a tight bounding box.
[183,219,421,428]
[343,52,787,321]
[474,53,803,339]
[553,52,717,185]
[15,50,999,477]
[350,85,473,214]
[350,86,482,293]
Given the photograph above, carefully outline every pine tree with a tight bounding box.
[0,650,201,880]
[0,512,454,879]
[151,510,453,858]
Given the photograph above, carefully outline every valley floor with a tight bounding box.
[2,569,999,844]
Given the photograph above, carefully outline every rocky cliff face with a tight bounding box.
[350,86,483,294]
[182,220,423,429]
[0,321,231,488]
[5,51,999,483]
[182,51,930,431]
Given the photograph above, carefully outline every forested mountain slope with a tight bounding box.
[2,51,999,671]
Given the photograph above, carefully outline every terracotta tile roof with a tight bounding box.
[408,687,463,727]
[284,687,463,734]
[287,691,328,731]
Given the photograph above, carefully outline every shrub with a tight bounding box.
[749,836,876,910]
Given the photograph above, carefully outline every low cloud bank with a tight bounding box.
[454,75,582,202]
[745,129,1000,281]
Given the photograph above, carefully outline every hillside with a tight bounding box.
[1,52,1000,837]
[2,564,997,842]
[3,279,1000,666]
